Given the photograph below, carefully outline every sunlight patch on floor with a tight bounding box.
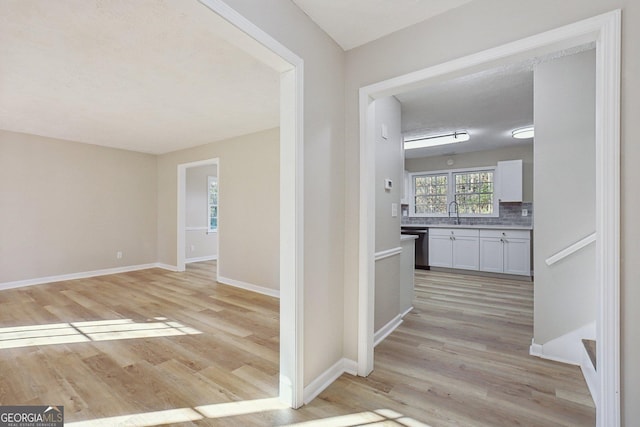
[282,409,432,427]
[0,317,200,349]
[64,398,289,427]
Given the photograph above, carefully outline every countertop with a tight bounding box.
[401,224,533,231]
[400,234,419,241]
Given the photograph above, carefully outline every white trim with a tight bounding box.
[401,306,414,318]
[178,158,220,273]
[374,247,402,261]
[0,263,168,291]
[155,263,179,272]
[302,358,358,404]
[185,255,218,264]
[358,10,620,426]
[529,322,596,366]
[216,276,280,299]
[191,0,306,409]
[545,232,596,266]
[374,314,403,347]
[582,344,600,408]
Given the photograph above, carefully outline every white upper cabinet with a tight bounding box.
[496,159,523,202]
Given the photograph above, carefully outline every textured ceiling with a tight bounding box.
[292,0,473,50]
[0,0,281,154]
[397,63,534,159]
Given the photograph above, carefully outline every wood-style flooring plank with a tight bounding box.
[0,262,594,426]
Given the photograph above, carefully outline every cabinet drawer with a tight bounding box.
[429,228,479,238]
[479,229,530,239]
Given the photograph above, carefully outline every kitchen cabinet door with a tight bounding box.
[429,235,453,268]
[452,236,480,270]
[503,238,531,276]
[479,237,504,273]
[496,160,523,202]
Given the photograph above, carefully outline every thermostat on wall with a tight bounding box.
[384,178,393,190]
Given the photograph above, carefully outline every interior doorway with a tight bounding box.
[358,10,620,426]
[192,0,305,408]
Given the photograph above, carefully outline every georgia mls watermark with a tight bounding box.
[0,406,63,427]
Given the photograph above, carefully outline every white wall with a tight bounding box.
[405,144,534,202]
[533,50,597,343]
[219,0,347,386]
[343,1,639,422]
[0,130,157,284]
[374,96,403,332]
[157,128,279,291]
[185,165,217,262]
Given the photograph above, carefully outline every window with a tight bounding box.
[414,173,448,214]
[410,167,496,217]
[208,176,218,232]
[454,170,494,214]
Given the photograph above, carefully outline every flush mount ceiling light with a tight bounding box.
[512,126,535,139]
[404,131,470,150]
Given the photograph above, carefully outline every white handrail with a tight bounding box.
[545,232,596,266]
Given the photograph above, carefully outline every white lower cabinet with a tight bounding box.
[430,228,531,276]
[429,229,479,271]
[479,229,531,276]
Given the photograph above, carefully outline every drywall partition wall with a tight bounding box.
[373,96,403,333]
[405,144,534,202]
[533,49,597,344]
[185,164,217,262]
[217,0,347,390]
[158,128,279,291]
[0,130,157,283]
[344,2,632,424]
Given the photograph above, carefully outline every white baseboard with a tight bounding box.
[529,322,596,366]
[155,263,179,272]
[216,276,279,298]
[185,255,218,264]
[303,358,358,404]
[0,263,160,292]
[401,306,414,318]
[580,344,599,408]
[374,314,403,348]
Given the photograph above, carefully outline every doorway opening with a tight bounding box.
[175,0,306,408]
[358,10,620,426]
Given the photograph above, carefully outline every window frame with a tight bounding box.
[207,175,218,233]
[409,166,499,218]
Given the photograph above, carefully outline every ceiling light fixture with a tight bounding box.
[512,126,534,139]
[404,131,470,150]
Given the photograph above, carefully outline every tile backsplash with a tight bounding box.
[401,202,533,227]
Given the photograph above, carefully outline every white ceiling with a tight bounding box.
[291,0,473,50]
[398,63,534,159]
[0,0,281,154]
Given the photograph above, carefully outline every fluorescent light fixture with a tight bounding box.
[404,131,469,150]
[512,126,534,139]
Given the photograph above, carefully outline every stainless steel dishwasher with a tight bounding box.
[401,227,429,270]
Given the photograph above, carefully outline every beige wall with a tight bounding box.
[157,128,279,291]
[374,96,403,332]
[220,0,347,385]
[0,130,157,283]
[534,50,597,343]
[185,164,217,261]
[344,1,639,422]
[405,144,534,202]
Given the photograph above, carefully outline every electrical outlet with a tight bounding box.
[116,251,123,259]
[522,209,528,217]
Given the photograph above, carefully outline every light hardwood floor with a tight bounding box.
[0,263,595,426]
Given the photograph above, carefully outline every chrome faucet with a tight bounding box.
[448,200,460,225]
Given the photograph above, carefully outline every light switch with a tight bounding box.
[522,208,528,217]
[391,203,398,217]
[381,124,388,139]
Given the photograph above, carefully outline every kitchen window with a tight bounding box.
[410,167,497,217]
[208,176,218,232]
